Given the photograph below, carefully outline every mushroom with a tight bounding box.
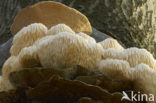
[10,23,48,56]
[130,64,156,98]
[98,62,156,99]
[3,1,156,97]
[11,1,92,35]
[35,32,103,69]
[0,31,103,91]
[76,32,96,43]
[102,48,125,59]
[98,59,131,80]
[0,1,95,92]
[102,47,156,69]
[0,56,22,91]
[124,48,156,69]
[98,38,124,50]
[47,24,75,35]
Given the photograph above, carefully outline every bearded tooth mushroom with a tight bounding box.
[76,32,96,43]
[128,64,156,99]
[98,38,124,50]
[0,77,14,92]
[0,0,98,92]
[17,45,40,68]
[123,47,156,69]
[35,32,103,69]
[98,59,131,80]
[47,24,75,35]
[98,61,156,99]
[102,47,156,69]
[0,44,41,91]
[0,56,22,91]
[0,31,103,91]
[102,48,126,60]
[10,23,48,56]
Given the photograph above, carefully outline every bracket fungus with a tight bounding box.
[10,23,48,56]
[16,32,103,70]
[99,47,156,100]
[99,38,124,50]
[98,62,156,100]
[0,22,103,91]
[76,32,96,43]
[98,59,131,80]
[102,47,156,69]
[11,1,92,35]
[1,1,156,102]
[47,24,75,35]
[130,64,156,97]
[35,33,103,69]
[96,36,156,100]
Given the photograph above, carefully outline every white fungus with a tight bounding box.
[99,38,124,50]
[76,32,96,43]
[10,23,48,56]
[98,59,131,80]
[47,24,75,35]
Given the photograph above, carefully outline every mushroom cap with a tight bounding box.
[102,48,126,60]
[9,32,103,72]
[98,59,131,80]
[124,47,156,69]
[2,56,22,79]
[102,47,156,69]
[130,64,156,95]
[47,24,75,35]
[11,1,92,35]
[10,23,48,56]
[18,45,40,68]
[36,32,103,69]
[76,32,96,43]
[99,38,124,50]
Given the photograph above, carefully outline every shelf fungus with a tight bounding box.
[1,1,156,102]
[98,59,131,80]
[0,23,103,91]
[102,47,156,69]
[47,24,75,35]
[11,1,92,35]
[10,23,48,56]
[98,62,156,100]
[98,38,124,50]
[99,48,156,100]
[76,32,96,43]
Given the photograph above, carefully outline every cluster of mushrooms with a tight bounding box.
[0,1,156,102]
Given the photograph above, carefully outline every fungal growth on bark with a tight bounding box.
[47,24,75,35]
[11,1,92,35]
[0,23,103,91]
[1,1,156,102]
[76,32,96,43]
[98,62,156,100]
[98,59,131,80]
[102,47,156,69]
[10,23,48,56]
[99,38,124,50]
[35,33,103,69]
